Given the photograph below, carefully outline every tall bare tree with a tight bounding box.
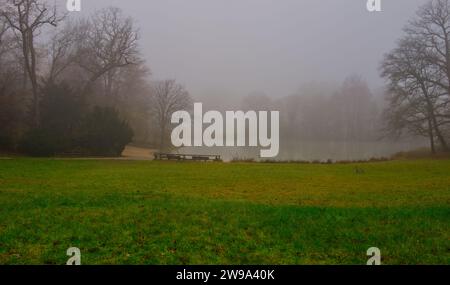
[381,0,450,152]
[150,80,192,150]
[0,0,64,126]
[0,15,25,147]
[76,7,140,97]
[381,37,444,153]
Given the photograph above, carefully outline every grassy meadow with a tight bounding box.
[0,158,449,264]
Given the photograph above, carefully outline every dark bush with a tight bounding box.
[40,82,85,151]
[18,128,61,157]
[0,134,13,150]
[16,83,133,157]
[17,83,86,156]
[0,87,24,152]
[80,107,133,156]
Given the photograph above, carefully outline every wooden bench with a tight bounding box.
[154,153,221,162]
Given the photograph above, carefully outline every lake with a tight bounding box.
[178,140,427,162]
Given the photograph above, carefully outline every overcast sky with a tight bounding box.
[74,0,429,100]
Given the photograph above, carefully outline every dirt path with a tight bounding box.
[0,145,157,160]
[121,145,156,160]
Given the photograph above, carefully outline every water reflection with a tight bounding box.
[177,140,427,162]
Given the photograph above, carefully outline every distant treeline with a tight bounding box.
[233,0,450,154]
[240,76,383,144]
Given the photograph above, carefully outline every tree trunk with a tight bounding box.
[431,114,449,152]
[29,34,40,128]
[159,123,166,151]
[428,117,436,154]
[21,31,40,128]
[423,87,449,152]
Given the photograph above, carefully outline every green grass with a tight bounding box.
[0,158,449,264]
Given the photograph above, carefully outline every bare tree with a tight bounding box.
[150,80,192,150]
[42,8,151,144]
[382,36,446,153]
[0,0,64,127]
[76,7,140,97]
[406,0,450,94]
[44,20,85,85]
[0,17,10,57]
[329,76,378,142]
[0,15,24,147]
[112,63,152,143]
[381,0,450,152]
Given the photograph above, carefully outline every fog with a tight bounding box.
[69,0,431,160]
[1,0,434,160]
[77,0,428,102]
